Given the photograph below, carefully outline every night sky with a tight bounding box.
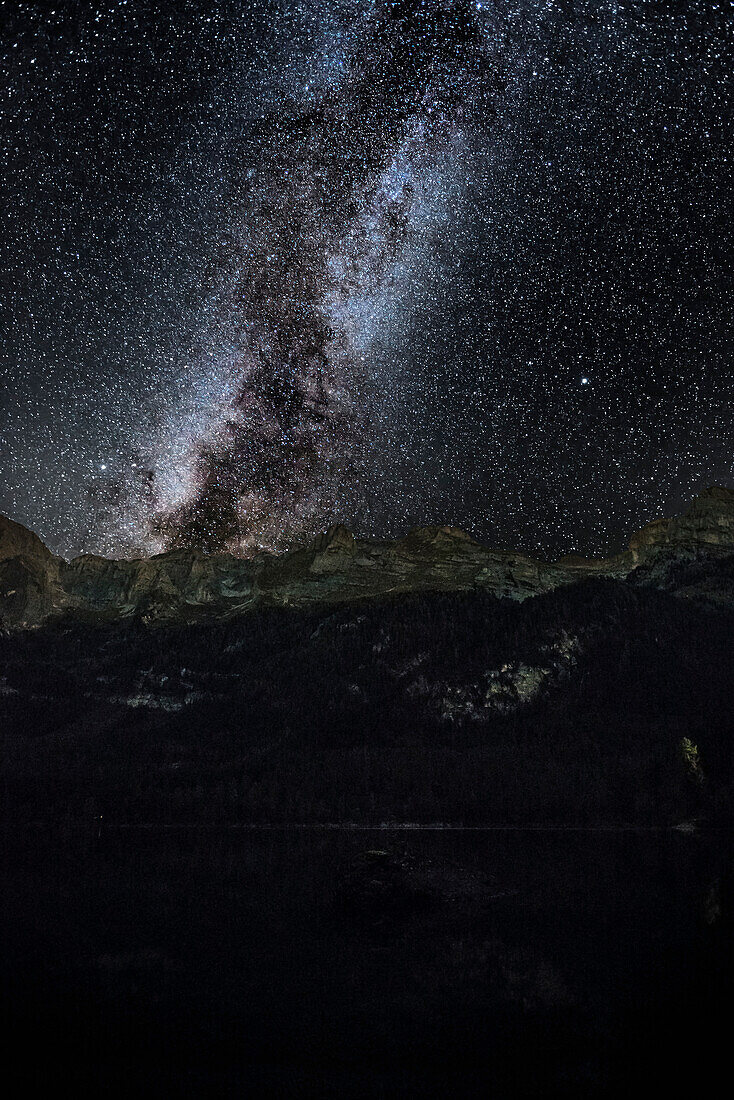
[1,0,732,560]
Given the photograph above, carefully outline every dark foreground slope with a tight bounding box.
[3,579,733,826]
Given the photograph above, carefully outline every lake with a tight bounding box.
[2,827,732,1097]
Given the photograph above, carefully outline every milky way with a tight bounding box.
[1,1,732,559]
[143,1,490,553]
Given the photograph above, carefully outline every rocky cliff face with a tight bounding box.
[2,487,733,628]
[0,514,65,625]
[628,486,734,560]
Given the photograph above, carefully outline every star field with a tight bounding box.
[1,0,732,559]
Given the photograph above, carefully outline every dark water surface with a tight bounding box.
[2,828,732,1097]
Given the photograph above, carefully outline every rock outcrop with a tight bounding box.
[0,514,64,624]
[628,487,734,561]
[2,487,733,628]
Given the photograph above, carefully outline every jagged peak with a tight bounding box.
[311,525,355,554]
[697,485,734,502]
[685,485,734,512]
[628,484,734,558]
[151,547,209,563]
[399,525,479,549]
[69,553,118,565]
[0,512,56,563]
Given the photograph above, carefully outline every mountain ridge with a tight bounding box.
[2,486,734,628]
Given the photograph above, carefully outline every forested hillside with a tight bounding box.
[3,580,733,826]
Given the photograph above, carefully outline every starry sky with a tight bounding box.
[1,0,732,560]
